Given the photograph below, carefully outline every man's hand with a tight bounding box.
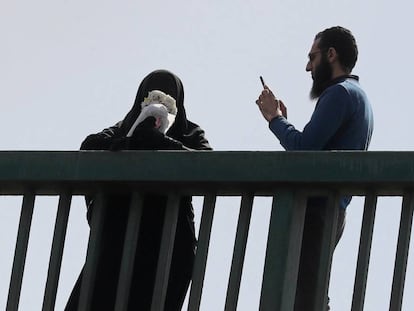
[256,86,287,121]
[279,100,287,119]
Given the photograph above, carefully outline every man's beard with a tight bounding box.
[310,55,333,100]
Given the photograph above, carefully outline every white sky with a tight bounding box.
[1,1,414,310]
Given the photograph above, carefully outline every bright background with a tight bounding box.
[1,1,413,310]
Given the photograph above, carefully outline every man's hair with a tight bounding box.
[315,26,358,73]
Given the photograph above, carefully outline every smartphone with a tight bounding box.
[260,76,266,88]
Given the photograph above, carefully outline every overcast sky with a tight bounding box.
[1,1,414,310]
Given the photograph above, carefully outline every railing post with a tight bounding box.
[78,192,107,311]
[310,193,340,311]
[151,193,180,311]
[259,190,306,311]
[42,192,72,311]
[188,194,217,311]
[114,192,144,311]
[351,192,377,311]
[225,194,254,311]
[6,193,35,311]
[389,191,414,311]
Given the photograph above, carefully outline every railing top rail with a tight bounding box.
[0,151,413,195]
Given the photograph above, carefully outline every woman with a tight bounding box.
[65,69,211,310]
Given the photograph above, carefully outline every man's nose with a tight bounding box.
[305,61,312,72]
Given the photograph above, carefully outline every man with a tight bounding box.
[256,26,374,309]
[65,70,211,310]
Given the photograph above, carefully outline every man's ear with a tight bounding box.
[326,47,338,64]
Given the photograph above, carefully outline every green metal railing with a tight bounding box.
[1,151,414,310]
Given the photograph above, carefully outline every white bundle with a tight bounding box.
[127,90,177,137]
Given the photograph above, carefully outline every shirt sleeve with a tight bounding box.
[269,85,352,150]
[80,122,124,150]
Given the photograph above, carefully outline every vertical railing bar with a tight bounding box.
[224,194,254,311]
[187,194,217,311]
[42,192,72,311]
[259,190,307,311]
[78,191,107,311]
[6,193,36,311]
[389,191,414,311]
[312,192,340,311]
[151,193,180,311]
[351,192,377,311]
[114,192,144,311]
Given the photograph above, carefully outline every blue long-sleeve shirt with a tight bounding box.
[269,76,373,151]
[269,76,374,208]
